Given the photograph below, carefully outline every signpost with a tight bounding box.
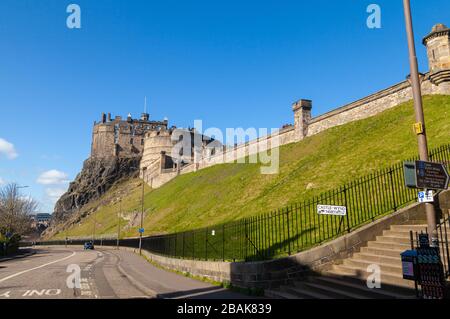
[317,205,347,216]
[404,160,449,190]
[138,228,145,234]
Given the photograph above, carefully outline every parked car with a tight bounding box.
[83,241,94,250]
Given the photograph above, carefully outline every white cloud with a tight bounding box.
[45,188,67,202]
[0,138,18,160]
[37,170,69,185]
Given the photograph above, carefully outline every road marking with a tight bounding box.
[22,289,62,297]
[0,251,76,283]
[0,291,10,298]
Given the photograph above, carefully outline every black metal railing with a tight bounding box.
[41,144,450,262]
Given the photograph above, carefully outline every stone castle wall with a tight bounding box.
[306,75,449,137]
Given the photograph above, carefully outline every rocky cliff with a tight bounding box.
[52,156,140,222]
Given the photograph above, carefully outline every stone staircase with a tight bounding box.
[266,223,449,299]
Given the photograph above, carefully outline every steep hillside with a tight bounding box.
[51,95,450,240]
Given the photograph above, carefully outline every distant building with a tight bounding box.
[35,213,52,222]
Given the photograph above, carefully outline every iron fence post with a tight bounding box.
[205,227,208,260]
[389,169,397,211]
[222,224,225,262]
[182,232,185,259]
[286,209,291,256]
[244,219,248,261]
[344,186,350,233]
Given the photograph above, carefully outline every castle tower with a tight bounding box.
[423,23,450,86]
[292,99,312,141]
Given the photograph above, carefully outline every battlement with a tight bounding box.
[91,112,169,159]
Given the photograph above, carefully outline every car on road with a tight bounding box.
[83,241,94,250]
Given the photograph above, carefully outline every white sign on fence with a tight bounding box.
[317,205,347,216]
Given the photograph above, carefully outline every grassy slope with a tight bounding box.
[53,95,450,240]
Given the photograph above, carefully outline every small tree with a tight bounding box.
[0,183,37,237]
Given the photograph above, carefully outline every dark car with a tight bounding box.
[83,241,94,250]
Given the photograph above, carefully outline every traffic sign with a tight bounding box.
[317,205,347,216]
[138,228,144,234]
[404,161,449,190]
[418,190,434,203]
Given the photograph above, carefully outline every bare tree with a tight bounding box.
[0,183,38,237]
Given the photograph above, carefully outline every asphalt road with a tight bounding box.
[0,246,251,299]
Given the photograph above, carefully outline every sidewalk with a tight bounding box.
[105,248,257,299]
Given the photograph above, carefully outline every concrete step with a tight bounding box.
[299,281,368,299]
[367,241,411,250]
[352,252,403,266]
[281,285,334,299]
[383,229,450,240]
[264,289,301,299]
[313,276,415,299]
[376,235,412,245]
[343,258,402,274]
[390,225,427,232]
[329,264,415,289]
[383,230,413,237]
[360,246,404,258]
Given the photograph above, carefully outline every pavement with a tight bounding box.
[0,246,252,299]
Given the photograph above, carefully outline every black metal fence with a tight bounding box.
[41,144,450,262]
[410,209,450,279]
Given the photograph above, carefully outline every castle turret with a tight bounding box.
[292,99,312,141]
[423,24,450,86]
[141,113,150,121]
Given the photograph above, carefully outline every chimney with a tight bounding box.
[101,112,106,123]
[107,113,111,122]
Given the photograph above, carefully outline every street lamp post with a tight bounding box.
[139,167,147,255]
[117,198,121,250]
[402,0,438,244]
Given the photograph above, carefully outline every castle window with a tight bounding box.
[130,138,133,144]
[141,139,144,145]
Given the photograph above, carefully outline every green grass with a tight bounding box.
[52,95,450,242]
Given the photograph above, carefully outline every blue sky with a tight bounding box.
[0,0,449,214]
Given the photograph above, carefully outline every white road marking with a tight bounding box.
[0,291,11,298]
[0,251,77,283]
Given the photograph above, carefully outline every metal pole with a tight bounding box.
[403,0,438,244]
[139,167,147,255]
[117,199,121,250]
[93,212,96,245]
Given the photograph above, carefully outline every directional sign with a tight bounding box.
[404,161,449,190]
[415,161,449,190]
[317,205,347,216]
[138,228,145,234]
[418,190,434,203]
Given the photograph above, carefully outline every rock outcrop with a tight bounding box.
[52,156,140,222]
